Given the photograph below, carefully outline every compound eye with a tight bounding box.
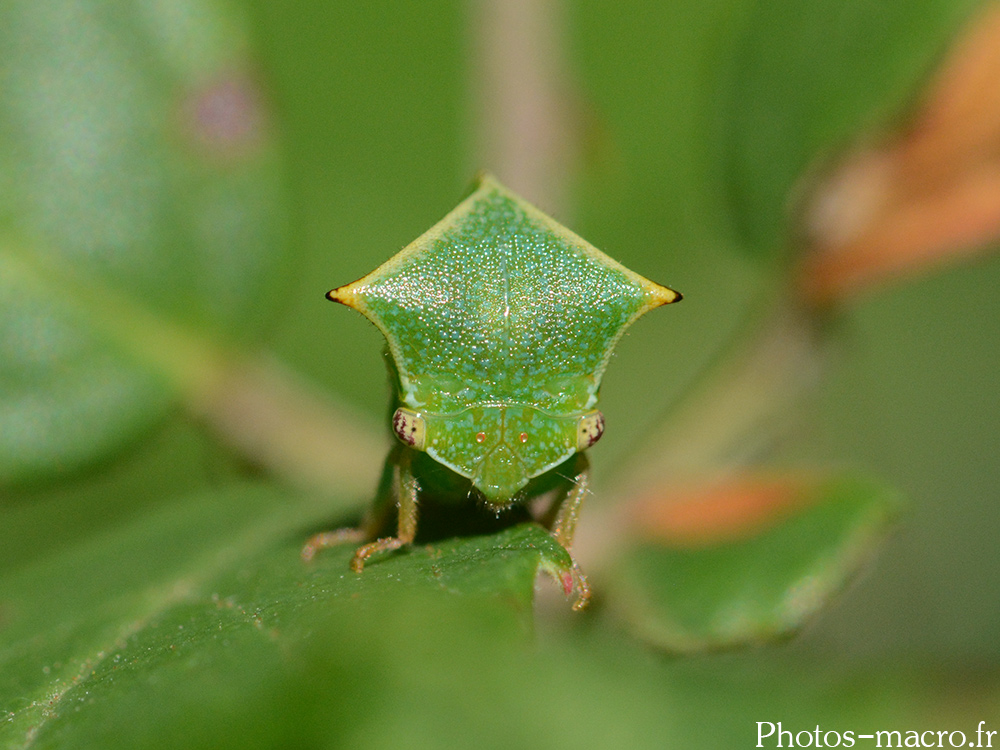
[392,408,426,450]
[576,411,605,451]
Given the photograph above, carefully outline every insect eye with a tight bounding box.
[392,408,426,450]
[576,411,605,451]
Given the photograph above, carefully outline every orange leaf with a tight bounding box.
[801,2,1000,305]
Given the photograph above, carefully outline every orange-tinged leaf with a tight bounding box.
[801,2,1000,304]
[612,476,903,652]
[627,476,811,547]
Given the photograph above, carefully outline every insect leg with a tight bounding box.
[550,453,592,610]
[349,447,420,572]
[300,527,368,562]
[551,453,589,549]
[300,447,398,562]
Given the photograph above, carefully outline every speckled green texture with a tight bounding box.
[332,175,679,504]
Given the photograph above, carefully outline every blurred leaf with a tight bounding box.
[609,475,902,653]
[721,0,982,261]
[798,3,1000,304]
[0,0,286,484]
[0,484,579,748]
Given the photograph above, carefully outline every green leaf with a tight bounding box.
[719,0,982,261]
[0,484,578,748]
[608,476,903,653]
[0,0,285,484]
[0,479,964,749]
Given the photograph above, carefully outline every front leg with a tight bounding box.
[547,453,592,611]
[301,444,418,568]
[348,446,420,571]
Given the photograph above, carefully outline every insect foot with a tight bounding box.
[565,562,592,611]
[301,527,368,562]
[348,536,410,572]
[538,550,592,611]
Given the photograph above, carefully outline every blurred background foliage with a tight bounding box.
[2,0,1000,747]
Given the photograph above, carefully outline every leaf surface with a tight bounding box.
[0,0,285,483]
[0,484,575,748]
[610,476,902,652]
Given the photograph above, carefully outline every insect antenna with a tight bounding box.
[552,467,589,494]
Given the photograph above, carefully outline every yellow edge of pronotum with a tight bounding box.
[647,282,683,309]
[326,285,367,313]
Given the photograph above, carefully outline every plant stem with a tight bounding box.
[2,243,384,499]
[468,0,575,215]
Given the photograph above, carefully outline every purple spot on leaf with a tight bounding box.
[184,71,267,159]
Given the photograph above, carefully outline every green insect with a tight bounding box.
[303,174,680,608]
